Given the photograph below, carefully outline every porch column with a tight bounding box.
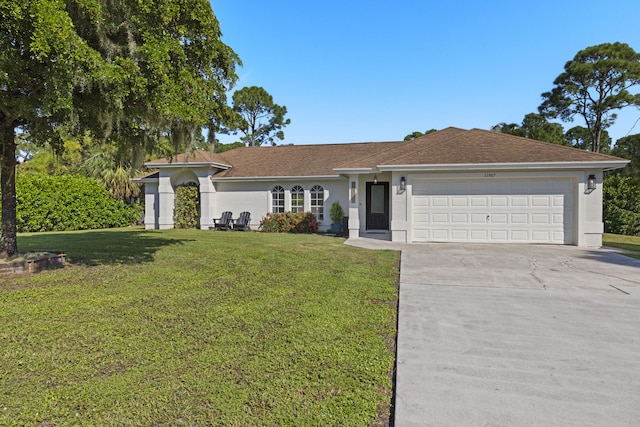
[199,176,216,230]
[143,182,159,229]
[157,175,174,229]
[348,175,360,238]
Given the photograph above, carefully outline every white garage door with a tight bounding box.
[412,179,574,244]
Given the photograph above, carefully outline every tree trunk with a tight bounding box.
[1,122,18,259]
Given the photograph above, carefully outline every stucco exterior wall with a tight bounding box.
[142,165,607,247]
[211,178,348,231]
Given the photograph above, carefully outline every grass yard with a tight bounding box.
[603,233,640,260]
[0,228,400,426]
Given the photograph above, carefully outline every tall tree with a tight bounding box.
[611,133,640,186]
[492,113,567,145]
[227,86,290,146]
[564,126,612,152]
[404,129,437,141]
[0,0,239,258]
[539,42,640,153]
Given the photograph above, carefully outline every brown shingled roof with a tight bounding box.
[212,141,405,177]
[147,128,627,178]
[380,128,623,166]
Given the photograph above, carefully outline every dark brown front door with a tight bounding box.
[366,182,389,230]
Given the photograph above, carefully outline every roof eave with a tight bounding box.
[132,177,159,183]
[332,167,376,174]
[211,175,344,182]
[144,161,232,169]
[376,160,630,172]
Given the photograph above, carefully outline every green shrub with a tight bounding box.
[329,201,345,224]
[603,175,640,235]
[260,211,318,233]
[16,174,139,232]
[174,184,200,229]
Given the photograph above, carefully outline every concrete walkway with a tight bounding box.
[347,238,640,426]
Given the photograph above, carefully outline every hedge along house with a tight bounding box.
[135,127,629,247]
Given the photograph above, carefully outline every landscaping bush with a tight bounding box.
[260,211,318,233]
[16,174,139,232]
[603,175,640,235]
[174,184,200,229]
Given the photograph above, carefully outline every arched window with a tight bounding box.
[310,185,324,220]
[291,185,304,213]
[271,186,284,213]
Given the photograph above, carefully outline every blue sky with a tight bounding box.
[211,1,640,146]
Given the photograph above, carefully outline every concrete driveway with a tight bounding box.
[394,243,640,427]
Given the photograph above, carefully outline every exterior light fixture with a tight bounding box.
[400,176,406,192]
[350,181,356,203]
[373,175,378,184]
[587,174,596,191]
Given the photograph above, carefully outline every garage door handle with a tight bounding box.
[486,215,490,222]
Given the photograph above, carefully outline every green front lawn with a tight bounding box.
[0,228,400,426]
[603,233,640,260]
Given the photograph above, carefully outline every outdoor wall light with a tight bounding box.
[350,181,356,203]
[587,174,596,191]
[373,175,378,184]
[400,176,406,192]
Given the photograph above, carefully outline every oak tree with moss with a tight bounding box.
[0,0,239,258]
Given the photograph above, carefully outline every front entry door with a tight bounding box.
[366,182,389,230]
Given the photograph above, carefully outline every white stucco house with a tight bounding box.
[134,127,629,247]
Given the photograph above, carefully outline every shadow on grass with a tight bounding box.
[17,228,192,266]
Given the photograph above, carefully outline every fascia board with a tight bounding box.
[145,161,232,169]
[332,168,375,174]
[376,160,630,172]
[211,175,344,182]
[132,177,159,183]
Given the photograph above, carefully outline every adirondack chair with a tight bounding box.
[212,211,233,230]
[232,211,251,231]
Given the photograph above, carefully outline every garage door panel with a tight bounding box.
[491,230,509,240]
[532,196,550,207]
[511,196,528,207]
[432,213,448,223]
[470,197,488,207]
[451,197,468,206]
[491,197,508,206]
[414,213,430,222]
[471,230,489,240]
[414,197,430,207]
[432,229,449,239]
[412,179,573,244]
[451,229,469,240]
[451,213,468,223]
[511,213,528,223]
[491,213,508,224]
[433,197,448,207]
[532,213,551,224]
[470,213,487,223]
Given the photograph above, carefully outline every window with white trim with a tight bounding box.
[291,185,304,213]
[310,185,324,220]
[271,186,284,213]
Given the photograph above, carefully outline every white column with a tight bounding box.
[577,171,603,247]
[158,175,174,229]
[348,175,360,238]
[144,182,159,229]
[390,172,409,242]
[199,176,216,230]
